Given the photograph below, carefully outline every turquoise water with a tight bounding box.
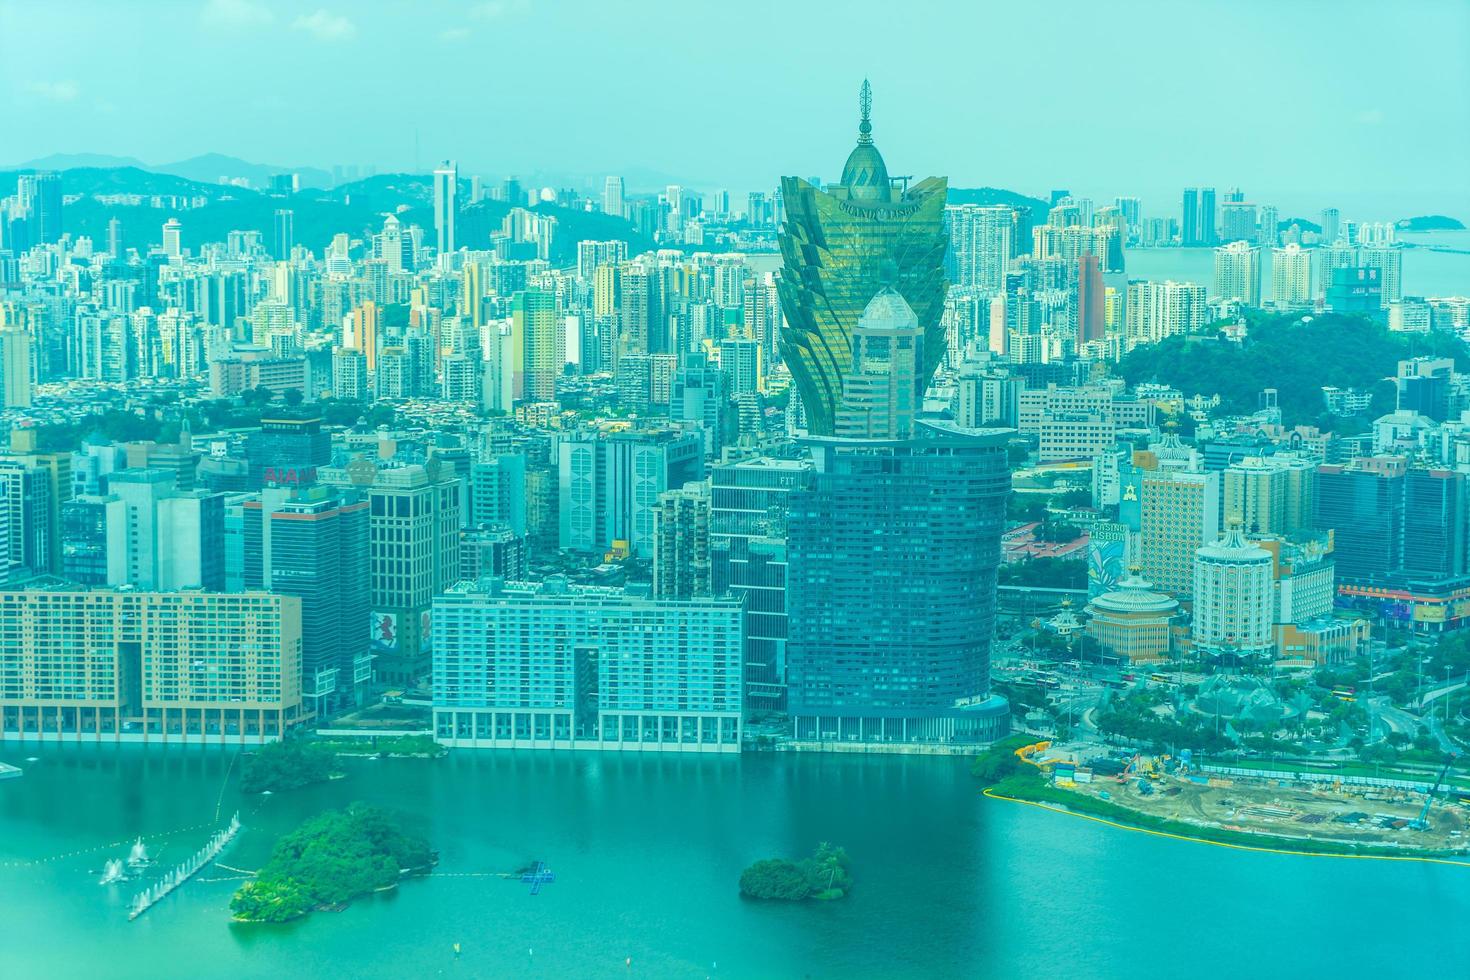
[1,745,1467,979]
[1128,236,1470,299]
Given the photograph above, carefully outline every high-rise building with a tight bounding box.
[161,218,182,258]
[0,458,52,584]
[785,422,1011,744]
[104,468,224,591]
[1137,441,1220,597]
[16,171,62,245]
[0,325,33,408]
[833,289,921,440]
[242,487,371,713]
[1271,244,1313,307]
[1314,459,1405,583]
[244,414,331,490]
[1223,455,1317,536]
[469,453,527,535]
[603,175,625,218]
[332,347,369,400]
[1320,207,1341,244]
[652,481,711,600]
[710,456,810,712]
[320,460,461,688]
[511,288,562,402]
[0,586,305,743]
[1181,187,1200,246]
[557,426,703,558]
[432,577,744,752]
[1199,187,1217,245]
[946,204,1013,294]
[271,208,294,261]
[1219,201,1258,244]
[1213,240,1262,306]
[1192,528,1275,657]
[776,82,948,435]
[1124,280,1208,346]
[433,160,458,256]
[1077,253,1105,346]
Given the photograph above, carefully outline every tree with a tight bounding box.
[283,388,305,407]
[739,859,811,901]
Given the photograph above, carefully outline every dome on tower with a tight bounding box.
[840,79,891,202]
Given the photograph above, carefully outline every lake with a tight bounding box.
[1,746,1466,979]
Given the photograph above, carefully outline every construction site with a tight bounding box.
[1016,743,1470,853]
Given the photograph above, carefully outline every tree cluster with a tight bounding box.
[738,843,852,902]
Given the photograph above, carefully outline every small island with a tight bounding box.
[230,804,434,923]
[739,843,851,902]
[1397,214,1465,232]
[239,739,340,794]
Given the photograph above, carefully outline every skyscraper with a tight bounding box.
[603,175,625,217]
[1199,187,1217,245]
[271,208,294,261]
[786,421,1011,744]
[832,289,921,440]
[776,82,948,436]
[511,288,562,402]
[1077,253,1105,345]
[433,160,458,256]
[16,171,62,245]
[1181,187,1200,246]
[946,204,1013,294]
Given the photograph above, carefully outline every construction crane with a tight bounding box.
[1409,752,1460,831]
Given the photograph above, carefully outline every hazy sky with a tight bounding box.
[2,0,1468,219]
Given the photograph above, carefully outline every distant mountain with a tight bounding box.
[946,186,1052,216]
[10,152,148,171]
[1278,217,1323,234]
[150,153,334,190]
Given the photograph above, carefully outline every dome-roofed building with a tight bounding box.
[1193,525,1275,659]
[1085,569,1179,663]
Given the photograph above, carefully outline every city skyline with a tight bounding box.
[2,1,1468,219]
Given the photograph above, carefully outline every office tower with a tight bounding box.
[786,422,1011,743]
[603,175,625,217]
[669,353,729,458]
[61,494,125,584]
[105,468,224,591]
[107,216,124,258]
[1077,253,1105,345]
[652,482,711,600]
[1124,280,1208,346]
[1181,187,1200,245]
[512,289,561,402]
[433,160,458,255]
[1213,240,1262,306]
[320,460,460,688]
[244,488,371,713]
[431,577,744,752]
[244,414,332,490]
[161,218,182,258]
[271,209,294,261]
[1315,460,1403,582]
[0,459,51,584]
[16,171,62,245]
[1396,357,1454,422]
[0,325,33,407]
[1326,266,1382,313]
[502,176,523,207]
[1271,244,1313,306]
[0,587,304,743]
[1192,528,1275,657]
[946,204,1013,293]
[1199,187,1217,245]
[458,523,528,582]
[711,457,810,712]
[557,426,703,558]
[833,289,921,439]
[469,453,527,534]
[332,347,369,400]
[1138,445,1220,596]
[777,82,948,435]
[1320,207,1341,243]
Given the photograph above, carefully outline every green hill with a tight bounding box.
[947,186,1052,216]
[1115,311,1468,428]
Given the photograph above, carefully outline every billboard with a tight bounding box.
[371,611,399,653]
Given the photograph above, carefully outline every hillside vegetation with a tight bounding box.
[1115,311,1468,428]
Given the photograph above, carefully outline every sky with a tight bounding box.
[2,0,1468,220]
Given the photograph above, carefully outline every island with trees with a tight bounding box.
[1398,215,1465,232]
[230,804,434,923]
[738,843,852,902]
[239,739,341,794]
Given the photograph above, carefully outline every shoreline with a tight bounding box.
[983,787,1470,868]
